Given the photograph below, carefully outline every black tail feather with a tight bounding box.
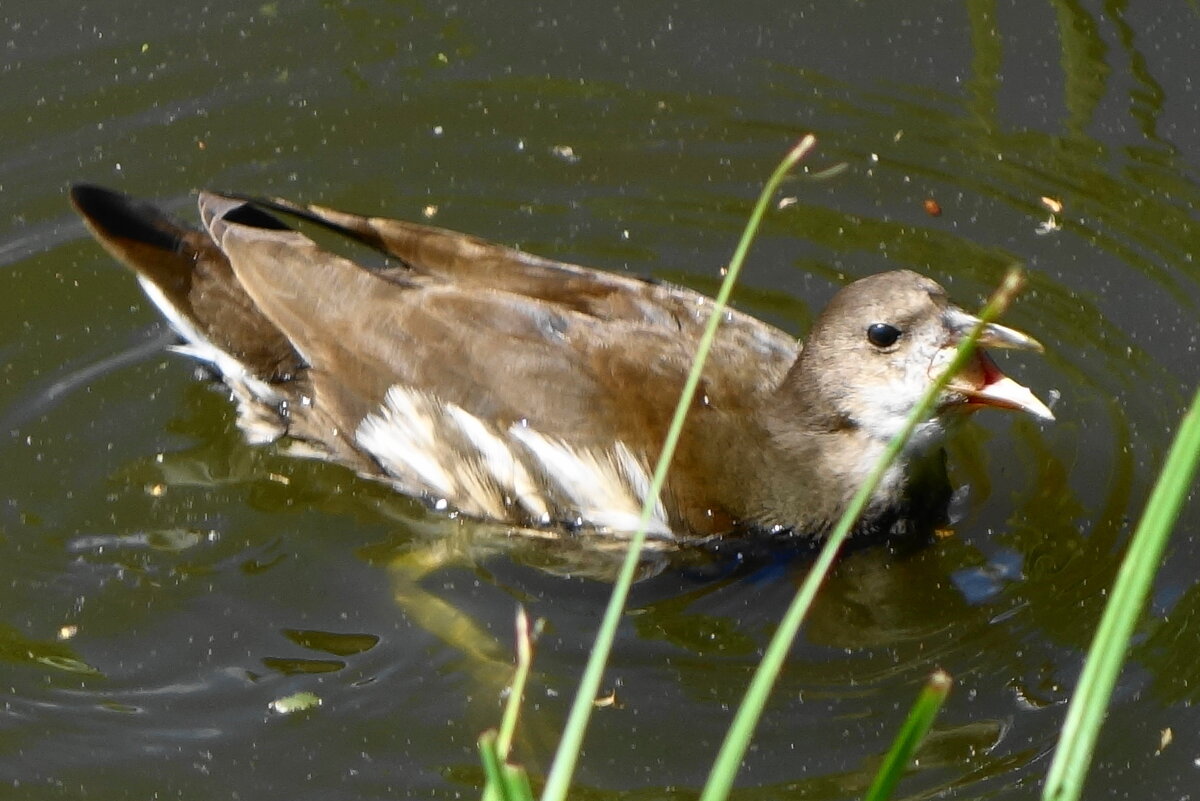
[69,184,188,254]
[69,184,304,383]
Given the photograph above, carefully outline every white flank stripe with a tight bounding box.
[509,426,672,536]
[356,386,460,501]
[355,384,673,536]
[443,405,550,523]
[612,442,670,527]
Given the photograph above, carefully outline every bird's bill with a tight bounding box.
[944,347,1055,421]
[944,306,1045,353]
[938,306,1054,421]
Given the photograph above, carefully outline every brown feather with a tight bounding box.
[70,186,1052,539]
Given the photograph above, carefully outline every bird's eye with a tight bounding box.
[867,323,901,348]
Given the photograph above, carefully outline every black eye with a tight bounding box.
[867,323,901,348]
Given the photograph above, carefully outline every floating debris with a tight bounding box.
[1034,216,1063,236]
[551,145,580,164]
[35,654,101,675]
[1035,195,1064,235]
[270,691,322,715]
[1040,196,1064,214]
[807,162,849,180]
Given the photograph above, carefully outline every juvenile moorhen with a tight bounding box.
[69,185,1053,540]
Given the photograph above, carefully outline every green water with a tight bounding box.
[2,1,1198,799]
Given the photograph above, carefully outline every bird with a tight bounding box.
[68,184,1053,542]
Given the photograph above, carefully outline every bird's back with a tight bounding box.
[70,186,799,536]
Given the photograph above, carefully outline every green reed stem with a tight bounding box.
[495,607,539,760]
[538,135,817,801]
[481,608,539,801]
[697,269,1027,801]
[864,671,953,801]
[1043,387,1200,801]
[480,729,535,801]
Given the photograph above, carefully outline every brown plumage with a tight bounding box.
[69,185,1053,540]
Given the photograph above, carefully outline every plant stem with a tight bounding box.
[1043,387,1200,801]
[538,135,817,801]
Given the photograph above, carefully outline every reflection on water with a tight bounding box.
[1,0,1198,799]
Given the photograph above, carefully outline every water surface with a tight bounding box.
[2,2,1198,799]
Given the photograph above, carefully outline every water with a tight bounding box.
[2,1,1198,799]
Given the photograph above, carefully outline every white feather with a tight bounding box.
[355,385,672,536]
[443,405,550,523]
[509,426,672,536]
[137,276,285,443]
[356,386,461,501]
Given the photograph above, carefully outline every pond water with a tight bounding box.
[2,1,1198,799]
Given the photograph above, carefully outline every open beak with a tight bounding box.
[940,307,1055,422]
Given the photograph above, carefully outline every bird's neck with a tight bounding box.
[742,391,939,535]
